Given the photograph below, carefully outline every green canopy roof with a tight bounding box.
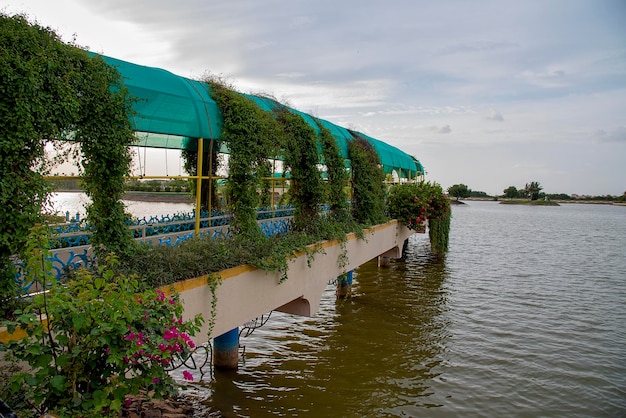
[98,54,424,176]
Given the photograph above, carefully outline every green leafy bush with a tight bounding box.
[387,182,451,254]
[2,255,203,417]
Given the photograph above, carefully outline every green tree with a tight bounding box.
[503,186,519,198]
[447,184,471,201]
[524,181,543,201]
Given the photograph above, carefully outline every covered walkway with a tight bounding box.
[98,54,424,178]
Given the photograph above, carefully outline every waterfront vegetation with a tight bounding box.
[387,182,451,255]
[2,232,203,417]
[0,13,450,417]
[499,199,560,206]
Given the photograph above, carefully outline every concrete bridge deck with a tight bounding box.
[164,220,414,343]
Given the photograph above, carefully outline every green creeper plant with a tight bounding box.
[348,134,387,226]
[181,142,221,210]
[207,82,282,237]
[1,14,137,317]
[76,54,136,257]
[317,121,350,222]
[386,181,451,255]
[277,108,324,233]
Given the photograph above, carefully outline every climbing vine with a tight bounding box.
[277,108,324,233]
[317,121,350,222]
[207,81,282,237]
[0,14,135,317]
[348,134,387,226]
[77,55,136,257]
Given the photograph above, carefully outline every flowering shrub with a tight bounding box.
[387,181,451,253]
[1,256,203,417]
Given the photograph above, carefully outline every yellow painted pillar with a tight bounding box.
[194,138,204,237]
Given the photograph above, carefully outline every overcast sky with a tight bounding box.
[5,0,626,195]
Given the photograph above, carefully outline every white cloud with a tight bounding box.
[486,109,504,121]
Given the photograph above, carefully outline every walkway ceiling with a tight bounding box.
[98,54,424,176]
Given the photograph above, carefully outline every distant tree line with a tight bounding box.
[48,178,190,193]
[447,184,492,200]
[448,182,625,202]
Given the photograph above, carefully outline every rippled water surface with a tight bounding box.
[178,201,625,417]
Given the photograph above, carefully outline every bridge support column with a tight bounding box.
[378,255,391,267]
[213,328,239,370]
[336,271,353,298]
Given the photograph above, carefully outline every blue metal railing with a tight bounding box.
[15,206,297,292]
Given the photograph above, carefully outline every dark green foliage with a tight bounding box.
[0,14,135,316]
[447,183,471,201]
[2,252,202,417]
[317,121,350,221]
[387,182,451,255]
[0,14,67,315]
[348,135,387,226]
[277,109,324,233]
[77,55,136,257]
[524,181,543,201]
[207,83,282,237]
[503,186,520,198]
[118,216,364,287]
[429,216,451,255]
[258,159,273,207]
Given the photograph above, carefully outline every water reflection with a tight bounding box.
[204,235,450,417]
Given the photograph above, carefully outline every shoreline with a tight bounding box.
[123,191,195,203]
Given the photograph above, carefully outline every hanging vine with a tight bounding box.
[386,181,451,255]
[206,80,282,237]
[316,120,350,222]
[0,14,135,316]
[348,133,387,226]
[77,55,136,257]
[276,108,324,233]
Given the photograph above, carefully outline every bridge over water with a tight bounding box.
[7,208,416,370]
[2,52,424,371]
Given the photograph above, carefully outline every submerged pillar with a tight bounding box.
[336,271,353,298]
[213,328,239,370]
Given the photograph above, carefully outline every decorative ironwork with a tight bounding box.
[240,311,273,338]
[164,342,214,381]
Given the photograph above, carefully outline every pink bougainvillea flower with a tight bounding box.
[152,377,160,384]
[183,370,194,381]
[163,326,180,340]
[156,289,166,301]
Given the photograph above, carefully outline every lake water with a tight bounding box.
[49,192,195,220]
[50,195,626,417]
[187,201,626,417]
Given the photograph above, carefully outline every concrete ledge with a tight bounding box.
[170,220,413,343]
